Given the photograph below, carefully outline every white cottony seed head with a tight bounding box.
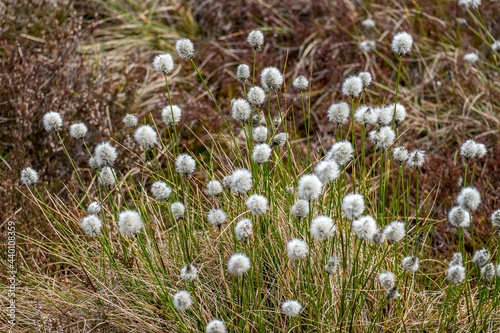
[252,143,272,164]
[315,160,340,184]
[492,41,500,52]
[327,102,350,125]
[393,146,409,164]
[232,98,252,123]
[298,174,322,201]
[153,54,174,75]
[327,141,354,166]
[472,248,490,267]
[358,72,372,88]
[407,149,425,169]
[448,206,471,228]
[207,180,223,197]
[460,139,486,161]
[207,209,226,227]
[369,126,395,150]
[401,256,419,273]
[261,67,283,92]
[162,105,182,127]
[205,319,226,333]
[341,76,363,98]
[118,210,143,237]
[123,114,138,129]
[81,215,102,236]
[447,265,466,284]
[99,167,116,186]
[491,210,500,229]
[386,286,401,301]
[458,0,481,8]
[246,194,268,216]
[180,264,198,281]
[69,123,88,140]
[134,125,158,150]
[360,40,376,52]
[237,64,250,83]
[393,103,407,125]
[247,30,264,51]
[21,167,38,186]
[175,39,194,59]
[235,218,253,242]
[293,75,309,91]
[378,272,396,289]
[253,126,268,144]
[310,216,336,241]
[464,53,479,63]
[176,154,196,176]
[247,86,266,107]
[229,169,253,194]
[449,252,463,267]
[87,201,102,215]
[457,187,481,211]
[286,239,309,260]
[272,133,288,147]
[171,202,185,220]
[361,18,376,28]
[391,31,413,55]
[384,221,406,243]
[173,290,192,311]
[354,106,377,127]
[95,142,117,167]
[227,253,251,275]
[371,229,386,244]
[352,215,377,241]
[377,106,393,126]
[342,194,365,220]
[291,199,309,219]
[325,255,341,274]
[43,111,63,132]
[89,156,100,170]
[481,263,495,282]
[151,181,171,201]
[282,300,302,317]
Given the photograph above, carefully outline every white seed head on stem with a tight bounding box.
[173,290,192,311]
[151,181,171,201]
[207,209,226,228]
[229,169,253,194]
[153,54,174,75]
[175,39,194,59]
[95,142,117,167]
[393,103,407,125]
[378,272,396,289]
[162,105,182,127]
[261,67,283,92]
[464,53,479,63]
[293,75,309,91]
[342,194,365,220]
[89,156,100,170]
[491,210,500,229]
[369,126,395,150]
[481,263,495,282]
[310,216,336,241]
[298,174,322,201]
[393,146,409,165]
[291,199,309,219]
[247,30,264,51]
[21,167,38,186]
[286,238,309,260]
[237,64,250,83]
[246,194,268,216]
[180,264,198,281]
[341,76,363,98]
[176,154,196,177]
[231,98,252,123]
[252,143,272,164]
[205,319,226,333]
[361,18,376,28]
[43,111,63,132]
[81,215,102,236]
[492,40,500,52]
[327,102,350,126]
[377,106,393,126]
[87,201,102,215]
[447,264,466,284]
[325,256,341,274]
[472,248,490,267]
[134,125,158,150]
[315,160,340,184]
[69,122,88,140]
[171,202,185,220]
[371,229,386,244]
[234,218,253,242]
[360,40,376,52]
[352,215,377,241]
[247,86,266,107]
[384,221,406,243]
[227,253,251,275]
[458,0,481,8]
[354,106,377,127]
[253,126,268,144]
[272,133,288,147]
[99,167,116,186]
[391,31,413,55]
[457,187,481,211]
[401,256,419,273]
[282,300,302,317]
[448,206,471,228]
[358,72,372,88]
[460,139,486,161]
[123,114,138,129]
[327,141,353,166]
[407,149,425,169]
[386,286,401,301]
[118,210,143,237]
[449,252,463,267]
[207,180,223,197]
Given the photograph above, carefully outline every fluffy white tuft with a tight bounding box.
[162,105,182,127]
[491,210,500,229]
[171,202,185,220]
[21,167,38,186]
[247,86,266,107]
[99,167,116,186]
[393,146,409,164]
[310,216,336,241]
[123,114,138,129]
[253,126,268,144]
[361,18,376,28]
[293,75,309,91]
[291,199,309,219]
[234,219,253,242]
[472,248,490,267]
[378,272,396,289]
[458,0,481,8]
[371,229,386,244]
[369,126,395,150]
[360,40,376,52]
[460,139,486,161]
[457,187,481,211]
[247,30,264,51]
[231,98,252,123]
[342,194,365,220]
[297,174,322,201]
[81,215,102,236]
[152,54,174,74]
[246,194,268,216]
[176,154,196,176]
[207,180,223,197]
[354,106,377,126]
[383,221,406,243]
[341,76,363,98]
[358,72,372,88]
[261,67,283,92]
[464,53,479,63]
[447,265,466,284]
[227,253,251,275]
[315,160,340,184]
[180,264,198,281]
[236,64,250,83]
[272,133,288,147]
[151,181,171,201]
[286,239,309,260]
[327,141,354,166]
[449,252,463,267]
[407,149,425,168]
[327,102,350,125]
[173,290,193,311]
[175,39,194,59]
[481,263,495,282]
[43,111,63,132]
[207,209,226,227]
[229,169,253,194]
[252,144,272,164]
[134,125,157,150]
[377,106,393,126]
[118,210,143,237]
[69,123,88,140]
[401,256,419,273]
[205,319,226,333]
[282,300,302,317]
[325,256,341,274]
[391,31,413,55]
[448,206,471,228]
[87,201,102,215]
[95,142,117,167]
[352,215,377,241]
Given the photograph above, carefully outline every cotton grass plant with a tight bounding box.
[12,25,500,333]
